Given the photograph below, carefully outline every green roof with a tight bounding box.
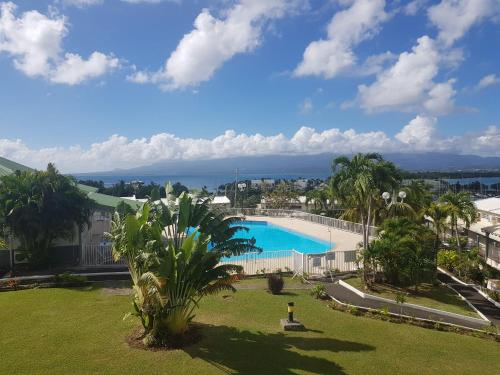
[0,157,142,211]
[0,157,33,176]
[76,183,99,194]
[87,191,143,210]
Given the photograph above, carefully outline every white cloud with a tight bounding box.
[51,52,120,85]
[61,0,103,7]
[357,36,456,114]
[476,74,500,90]
[428,0,499,47]
[122,0,179,3]
[423,79,456,115]
[61,0,177,6]
[404,0,428,16]
[294,0,389,78]
[395,115,437,151]
[0,2,118,84]
[2,120,500,173]
[130,0,305,90]
[299,98,313,114]
[0,2,65,77]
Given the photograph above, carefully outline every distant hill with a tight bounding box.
[76,153,500,177]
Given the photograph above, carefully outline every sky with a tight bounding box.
[0,0,499,173]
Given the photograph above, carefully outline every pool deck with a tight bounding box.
[245,216,362,252]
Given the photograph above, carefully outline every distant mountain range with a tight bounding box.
[77,153,500,177]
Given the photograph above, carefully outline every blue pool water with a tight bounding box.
[232,221,332,254]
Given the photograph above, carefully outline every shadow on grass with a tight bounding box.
[185,324,374,374]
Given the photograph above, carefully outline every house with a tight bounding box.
[259,195,309,210]
[250,179,275,189]
[211,195,231,208]
[0,157,142,270]
[462,197,500,270]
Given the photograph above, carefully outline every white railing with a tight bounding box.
[80,244,359,276]
[227,208,377,237]
[219,250,294,275]
[219,249,359,276]
[81,244,125,267]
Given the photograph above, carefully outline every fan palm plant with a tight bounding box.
[106,192,259,346]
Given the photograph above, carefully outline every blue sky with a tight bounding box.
[0,0,499,172]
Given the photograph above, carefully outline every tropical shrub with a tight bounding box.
[267,272,284,295]
[0,164,92,268]
[486,289,500,302]
[368,218,436,290]
[437,250,459,271]
[310,284,328,300]
[54,272,87,286]
[106,193,259,347]
[439,247,488,284]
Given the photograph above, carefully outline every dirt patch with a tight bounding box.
[126,324,203,351]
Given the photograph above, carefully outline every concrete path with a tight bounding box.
[438,272,500,326]
[246,216,363,252]
[325,282,489,330]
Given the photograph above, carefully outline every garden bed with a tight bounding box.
[344,277,479,318]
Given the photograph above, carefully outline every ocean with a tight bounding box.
[72,173,500,191]
[72,172,330,190]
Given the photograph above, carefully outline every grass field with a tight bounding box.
[1,282,499,375]
[344,277,479,318]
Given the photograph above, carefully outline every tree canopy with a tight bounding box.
[0,164,92,267]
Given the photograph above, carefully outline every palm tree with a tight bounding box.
[423,202,450,279]
[439,191,477,251]
[331,153,400,286]
[106,192,259,347]
[0,164,92,267]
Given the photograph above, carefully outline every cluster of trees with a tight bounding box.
[78,180,191,199]
[327,153,479,289]
[263,182,299,209]
[0,165,92,268]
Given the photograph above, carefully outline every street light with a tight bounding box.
[382,190,406,205]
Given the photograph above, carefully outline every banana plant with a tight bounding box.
[106,192,259,346]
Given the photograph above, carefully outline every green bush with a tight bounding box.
[267,272,284,295]
[486,289,500,302]
[54,272,87,285]
[437,250,459,271]
[310,285,328,300]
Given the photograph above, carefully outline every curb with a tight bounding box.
[327,294,495,337]
[338,279,488,324]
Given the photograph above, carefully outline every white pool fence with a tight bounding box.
[80,244,359,276]
[226,208,378,238]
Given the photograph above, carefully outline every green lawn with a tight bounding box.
[234,275,311,289]
[344,277,479,318]
[1,284,499,375]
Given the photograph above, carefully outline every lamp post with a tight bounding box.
[382,190,407,206]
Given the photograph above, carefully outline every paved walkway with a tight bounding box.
[437,272,500,326]
[325,282,489,330]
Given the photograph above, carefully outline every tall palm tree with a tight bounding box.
[423,202,450,279]
[439,191,477,251]
[106,193,259,347]
[331,153,400,286]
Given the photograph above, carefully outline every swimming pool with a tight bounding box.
[232,221,332,254]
